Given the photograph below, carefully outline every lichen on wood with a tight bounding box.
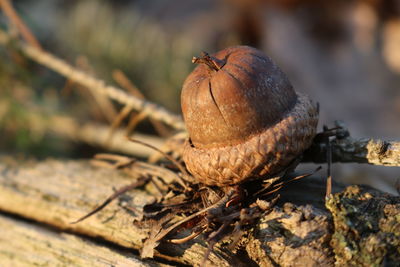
[246,203,334,266]
[303,127,400,167]
[326,185,400,266]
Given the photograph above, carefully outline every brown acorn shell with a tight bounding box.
[181,46,319,186]
[181,46,298,149]
[182,94,319,186]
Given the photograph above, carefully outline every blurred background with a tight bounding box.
[0,0,399,193]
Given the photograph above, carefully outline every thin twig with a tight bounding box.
[0,0,42,49]
[113,69,171,137]
[169,229,204,244]
[127,137,191,184]
[106,104,134,145]
[93,154,135,168]
[92,153,186,189]
[0,29,186,131]
[46,115,165,158]
[255,167,321,197]
[112,69,144,98]
[126,111,148,136]
[74,56,118,123]
[155,190,235,243]
[325,126,332,198]
[71,176,150,224]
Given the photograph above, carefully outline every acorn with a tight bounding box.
[181,46,319,186]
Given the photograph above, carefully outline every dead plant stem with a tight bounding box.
[0,29,186,131]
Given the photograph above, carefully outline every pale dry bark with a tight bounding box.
[304,137,400,167]
[0,214,171,267]
[0,159,398,266]
[0,159,235,266]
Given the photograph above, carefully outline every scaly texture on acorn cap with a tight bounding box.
[183,94,318,186]
[181,46,319,186]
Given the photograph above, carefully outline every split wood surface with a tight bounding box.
[0,214,171,267]
[0,159,236,266]
[1,159,399,266]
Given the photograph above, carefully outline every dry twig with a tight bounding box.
[71,176,150,224]
[74,56,118,123]
[0,0,41,49]
[47,115,165,158]
[112,70,170,137]
[0,29,186,131]
[304,122,400,167]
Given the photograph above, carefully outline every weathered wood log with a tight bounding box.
[0,214,170,266]
[0,159,235,266]
[0,159,398,266]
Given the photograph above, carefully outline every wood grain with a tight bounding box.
[0,214,170,267]
[0,159,232,266]
[1,158,397,266]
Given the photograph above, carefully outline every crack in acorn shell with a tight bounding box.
[181,46,298,149]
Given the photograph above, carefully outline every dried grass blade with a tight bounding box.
[71,176,150,224]
[106,104,134,145]
[127,137,190,186]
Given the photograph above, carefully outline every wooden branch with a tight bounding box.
[304,136,400,167]
[112,69,171,137]
[46,115,165,158]
[0,0,42,49]
[45,114,400,167]
[0,214,169,267]
[0,29,186,131]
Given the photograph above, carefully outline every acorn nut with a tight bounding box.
[181,46,319,186]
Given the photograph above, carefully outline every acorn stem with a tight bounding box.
[192,52,226,71]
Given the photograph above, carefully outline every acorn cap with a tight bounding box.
[181,46,319,186]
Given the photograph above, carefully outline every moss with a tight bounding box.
[326,185,400,266]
